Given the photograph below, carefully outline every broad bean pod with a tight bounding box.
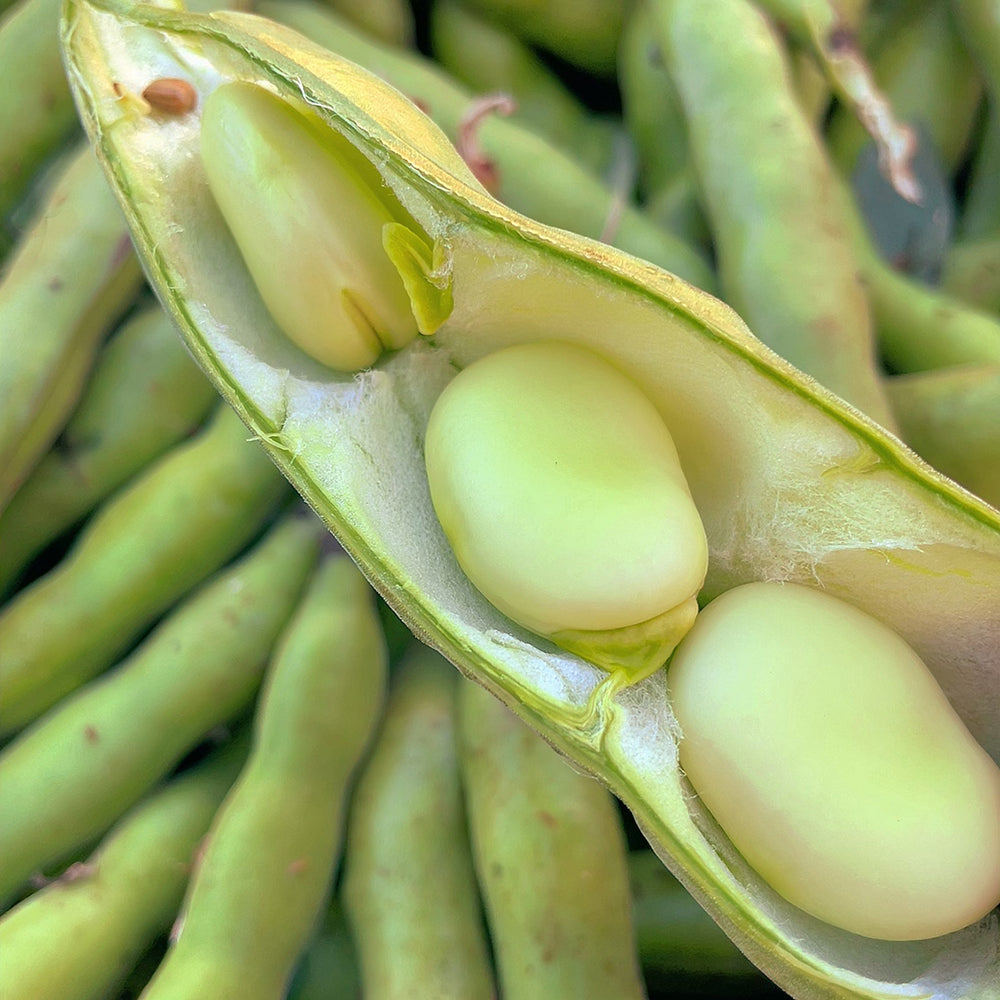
[343,645,494,999]
[648,0,897,428]
[448,0,625,75]
[430,0,617,177]
[0,0,79,221]
[960,106,1000,240]
[942,235,1000,314]
[140,555,386,1000]
[0,738,245,1000]
[0,303,216,594]
[459,678,645,1000]
[0,404,289,735]
[627,850,773,989]
[0,515,320,902]
[886,364,1000,509]
[322,0,412,46]
[0,141,142,512]
[824,0,982,177]
[60,3,1000,995]
[255,0,715,289]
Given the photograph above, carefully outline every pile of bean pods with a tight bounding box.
[2,0,999,997]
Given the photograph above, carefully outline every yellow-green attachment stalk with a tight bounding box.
[425,340,707,687]
[61,3,1000,996]
[668,581,1000,941]
[200,81,448,372]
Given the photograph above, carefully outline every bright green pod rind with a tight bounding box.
[459,678,646,1000]
[0,303,216,594]
[0,141,143,512]
[142,555,386,1000]
[0,515,320,903]
[343,645,495,1000]
[0,0,80,219]
[0,740,244,1000]
[60,3,1000,997]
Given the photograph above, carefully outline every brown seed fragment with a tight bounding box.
[142,78,198,115]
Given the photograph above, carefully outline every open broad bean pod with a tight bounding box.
[60,2,1000,997]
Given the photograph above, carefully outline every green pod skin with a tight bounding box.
[961,107,1000,241]
[287,900,362,1000]
[0,515,320,904]
[430,0,617,177]
[0,304,216,594]
[0,739,246,1000]
[947,0,1000,118]
[627,851,771,987]
[826,0,983,176]
[616,2,709,250]
[886,364,1000,509]
[941,236,1000,315]
[838,184,1000,371]
[0,0,79,221]
[342,645,495,1000]
[61,4,1000,993]
[255,0,715,291]
[447,0,625,75]
[0,142,143,512]
[649,0,898,430]
[320,0,413,47]
[459,679,646,1000]
[0,404,289,736]
[140,555,387,1000]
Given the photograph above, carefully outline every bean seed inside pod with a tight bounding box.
[667,581,1000,941]
[424,340,708,680]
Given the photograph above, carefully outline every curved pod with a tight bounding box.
[60,3,1000,997]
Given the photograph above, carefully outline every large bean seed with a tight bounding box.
[667,581,1000,940]
[425,340,708,683]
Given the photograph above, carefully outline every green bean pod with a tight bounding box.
[0,404,288,736]
[0,0,79,221]
[287,901,362,1000]
[885,364,1000,509]
[319,0,412,46]
[617,2,708,248]
[459,679,645,1000]
[0,738,246,1000]
[430,0,617,177]
[649,0,897,428]
[61,3,1000,995]
[255,0,714,290]
[0,515,320,903]
[628,850,770,988]
[950,0,1000,106]
[447,0,625,75]
[0,303,216,594]
[941,235,1000,314]
[343,645,494,999]
[826,0,982,175]
[0,141,143,512]
[961,105,1000,241]
[140,555,386,1000]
